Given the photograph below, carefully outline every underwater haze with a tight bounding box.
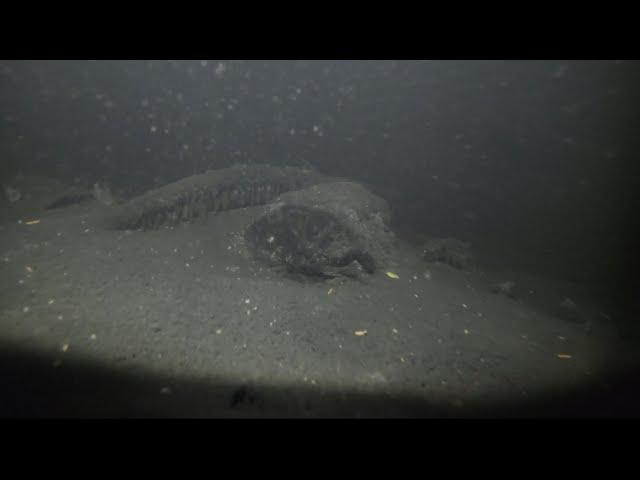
[0,60,639,417]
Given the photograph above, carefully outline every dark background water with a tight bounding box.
[1,60,638,292]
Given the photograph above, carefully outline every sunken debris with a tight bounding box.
[245,181,395,280]
[105,164,336,230]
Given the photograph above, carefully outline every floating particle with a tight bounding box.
[61,343,69,352]
[557,353,572,359]
[560,297,577,310]
[160,387,172,395]
[25,219,40,225]
[354,330,368,336]
[25,266,33,273]
[89,334,97,340]
[385,272,400,279]
[216,328,222,335]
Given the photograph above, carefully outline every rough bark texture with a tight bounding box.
[106,164,336,230]
[245,181,395,279]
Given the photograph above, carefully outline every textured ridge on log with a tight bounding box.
[106,164,336,230]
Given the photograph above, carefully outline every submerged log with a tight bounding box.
[106,164,336,230]
[245,181,395,279]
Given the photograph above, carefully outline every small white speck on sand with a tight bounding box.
[90,334,97,340]
[23,306,30,313]
[61,343,69,352]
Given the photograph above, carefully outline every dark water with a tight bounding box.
[1,60,639,417]
[2,60,637,285]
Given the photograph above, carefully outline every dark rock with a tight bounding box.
[422,237,472,269]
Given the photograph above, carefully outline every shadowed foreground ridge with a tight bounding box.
[1,341,639,418]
